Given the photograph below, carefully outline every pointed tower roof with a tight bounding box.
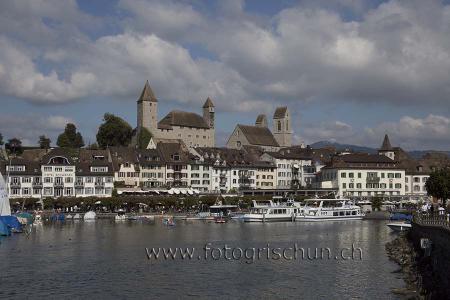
[203,97,214,108]
[138,80,157,102]
[380,134,393,151]
[273,107,288,119]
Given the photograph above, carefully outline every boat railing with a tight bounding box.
[413,212,450,231]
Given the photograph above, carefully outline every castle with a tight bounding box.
[136,81,215,148]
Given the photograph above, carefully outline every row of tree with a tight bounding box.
[0,113,152,155]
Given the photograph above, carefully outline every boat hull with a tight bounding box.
[295,216,364,222]
[387,223,412,232]
[243,214,295,222]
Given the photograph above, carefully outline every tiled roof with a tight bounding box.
[138,80,157,102]
[380,134,393,151]
[158,111,210,129]
[238,125,279,147]
[273,107,288,119]
[203,97,214,108]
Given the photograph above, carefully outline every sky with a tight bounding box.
[0,0,449,150]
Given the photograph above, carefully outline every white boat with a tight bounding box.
[73,213,81,220]
[115,209,127,221]
[296,199,364,222]
[243,199,301,222]
[83,211,96,220]
[387,222,412,232]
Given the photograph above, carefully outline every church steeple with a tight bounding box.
[380,134,392,151]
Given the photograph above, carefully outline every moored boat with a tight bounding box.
[387,222,412,232]
[243,199,300,222]
[296,199,364,222]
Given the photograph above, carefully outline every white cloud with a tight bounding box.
[301,114,450,150]
[0,114,74,146]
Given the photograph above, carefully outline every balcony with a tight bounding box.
[75,182,84,188]
[95,181,105,187]
[54,182,64,188]
[366,177,381,184]
[32,182,43,188]
[10,182,21,188]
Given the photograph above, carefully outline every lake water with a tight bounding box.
[0,219,405,299]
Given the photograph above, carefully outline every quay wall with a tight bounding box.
[409,221,450,298]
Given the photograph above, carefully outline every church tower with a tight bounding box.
[137,80,158,132]
[203,97,215,128]
[273,106,292,147]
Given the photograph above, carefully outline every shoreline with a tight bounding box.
[385,234,423,299]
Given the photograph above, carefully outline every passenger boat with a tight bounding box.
[214,217,227,223]
[387,222,412,232]
[243,199,301,222]
[296,199,364,222]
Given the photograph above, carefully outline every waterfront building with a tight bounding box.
[378,134,450,201]
[1,149,114,198]
[319,153,406,198]
[260,150,313,189]
[136,81,215,148]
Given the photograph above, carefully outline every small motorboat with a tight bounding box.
[214,217,227,224]
[83,211,96,221]
[115,209,127,221]
[387,222,412,232]
[162,217,175,226]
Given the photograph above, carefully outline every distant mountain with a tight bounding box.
[310,141,377,154]
[310,141,450,158]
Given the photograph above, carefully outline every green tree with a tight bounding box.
[137,127,152,149]
[371,196,383,211]
[5,138,23,155]
[96,113,133,148]
[38,135,51,149]
[426,168,450,206]
[57,123,84,148]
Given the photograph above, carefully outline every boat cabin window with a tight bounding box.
[352,211,357,215]
[339,211,345,216]
[333,212,338,216]
[346,211,351,216]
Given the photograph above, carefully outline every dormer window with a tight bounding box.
[91,166,108,172]
[7,165,25,172]
[172,153,180,161]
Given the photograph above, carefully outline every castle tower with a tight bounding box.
[273,106,292,147]
[137,80,158,132]
[255,114,268,127]
[203,97,215,128]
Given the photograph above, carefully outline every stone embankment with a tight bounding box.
[385,234,421,299]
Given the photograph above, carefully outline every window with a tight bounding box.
[395,183,401,189]
[358,173,361,178]
[356,183,362,189]
[349,173,354,178]
[342,183,346,189]
[395,173,401,178]
[341,172,346,178]
[43,166,52,172]
[277,121,282,131]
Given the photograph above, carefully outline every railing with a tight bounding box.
[414,212,450,231]
[10,182,21,188]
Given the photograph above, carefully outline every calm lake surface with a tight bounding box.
[0,219,405,299]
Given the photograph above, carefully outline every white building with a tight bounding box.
[319,153,406,198]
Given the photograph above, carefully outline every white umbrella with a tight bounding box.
[167,190,174,195]
[95,201,101,205]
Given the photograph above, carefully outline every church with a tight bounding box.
[226,107,293,151]
[136,81,215,148]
